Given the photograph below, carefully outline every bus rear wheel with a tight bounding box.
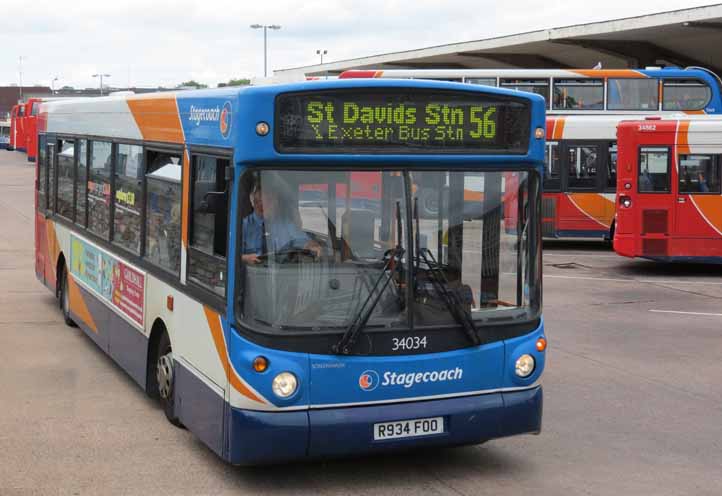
[156,332,183,427]
[59,266,76,327]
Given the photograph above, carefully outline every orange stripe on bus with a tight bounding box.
[683,110,705,115]
[568,193,615,228]
[572,70,645,79]
[181,149,190,248]
[127,96,184,144]
[678,120,691,155]
[203,306,265,404]
[552,117,566,140]
[68,274,98,333]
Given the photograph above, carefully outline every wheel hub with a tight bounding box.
[157,352,174,399]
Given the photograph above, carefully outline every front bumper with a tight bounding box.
[225,386,542,465]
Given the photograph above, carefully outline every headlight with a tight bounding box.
[272,372,298,398]
[515,354,535,378]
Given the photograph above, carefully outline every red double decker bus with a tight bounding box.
[23,98,43,162]
[614,117,722,263]
[9,104,23,152]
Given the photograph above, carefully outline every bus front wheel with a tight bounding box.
[59,266,76,327]
[156,332,183,427]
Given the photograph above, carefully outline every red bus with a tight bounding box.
[614,117,722,263]
[24,98,43,162]
[8,105,21,151]
[16,103,27,152]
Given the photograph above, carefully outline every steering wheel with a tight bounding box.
[266,243,319,264]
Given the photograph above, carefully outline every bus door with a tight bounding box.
[674,153,722,252]
[36,140,54,286]
[636,147,674,258]
[560,141,609,236]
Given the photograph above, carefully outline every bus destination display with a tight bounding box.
[276,89,530,154]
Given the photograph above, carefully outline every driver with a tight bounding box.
[241,183,321,264]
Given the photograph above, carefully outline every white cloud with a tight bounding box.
[1,0,714,88]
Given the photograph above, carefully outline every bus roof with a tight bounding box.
[339,67,719,81]
[40,79,546,167]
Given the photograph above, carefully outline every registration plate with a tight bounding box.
[373,416,444,441]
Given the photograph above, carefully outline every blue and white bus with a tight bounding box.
[36,79,547,464]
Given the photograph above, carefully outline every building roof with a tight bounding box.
[277,4,722,78]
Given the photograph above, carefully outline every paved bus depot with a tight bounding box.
[1,149,720,494]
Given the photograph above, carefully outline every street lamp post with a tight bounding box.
[250,24,281,78]
[316,49,327,65]
[18,56,25,102]
[92,73,111,96]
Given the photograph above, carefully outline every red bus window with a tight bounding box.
[639,147,670,193]
[567,145,599,190]
[606,143,618,191]
[543,143,560,191]
[678,154,721,194]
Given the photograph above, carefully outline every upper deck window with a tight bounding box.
[31,104,39,116]
[607,79,659,110]
[662,80,711,111]
[552,79,603,110]
[500,79,549,104]
[465,78,497,87]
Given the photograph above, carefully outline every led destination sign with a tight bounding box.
[276,89,530,154]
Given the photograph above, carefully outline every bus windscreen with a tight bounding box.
[275,89,530,154]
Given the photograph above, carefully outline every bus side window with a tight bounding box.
[75,140,88,228]
[678,154,721,194]
[56,139,76,222]
[543,142,560,191]
[638,147,670,193]
[606,142,618,192]
[88,141,113,239]
[662,80,712,111]
[144,150,183,274]
[113,144,143,254]
[567,144,599,190]
[188,154,230,297]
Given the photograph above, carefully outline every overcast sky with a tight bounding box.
[2,1,716,89]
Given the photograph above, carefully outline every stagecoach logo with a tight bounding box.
[360,367,464,391]
[359,370,380,391]
[189,105,220,126]
[220,101,232,139]
[187,101,232,139]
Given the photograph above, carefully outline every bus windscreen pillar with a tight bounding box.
[481,173,502,306]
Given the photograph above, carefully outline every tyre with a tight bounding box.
[156,331,183,427]
[59,266,77,327]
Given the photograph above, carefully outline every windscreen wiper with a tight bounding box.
[413,197,481,346]
[333,202,405,355]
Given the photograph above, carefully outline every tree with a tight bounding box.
[177,80,208,89]
[225,78,251,87]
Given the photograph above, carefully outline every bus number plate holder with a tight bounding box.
[373,416,444,441]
